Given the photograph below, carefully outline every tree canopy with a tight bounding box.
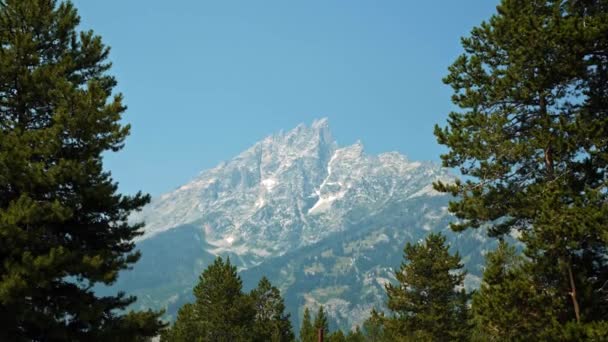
[299,307,314,342]
[0,0,164,340]
[384,233,470,341]
[163,257,295,342]
[251,276,294,342]
[435,0,608,337]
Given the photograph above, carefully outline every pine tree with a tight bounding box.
[471,241,560,341]
[160,304,203,342]
[435,0,608,336]
[313,305,329,340]
[250,277,294,342]
[163,257,255,342]
[451,288,472,341]
[346,325,365,342]
[384,233,470,341]
[0,0,164,340]
[345,326,365,342]
[362,310,389,342]
[327,329,346,342]
[299,308,314,342]
[192,256,255,341]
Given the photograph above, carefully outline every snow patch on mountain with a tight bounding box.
[308,191,347,214]
[261,178,278,192]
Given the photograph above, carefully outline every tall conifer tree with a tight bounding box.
[327,329,346,342]
[362,310,390,342]
[160,303,202,342]
[384,233,470,341]
[299,307,314,342]
[345,326,365,342]
[313,305,329,339]
[0,0,164,340]
[163,257,255,342]
[435,0,608,337]
[471,241,560,341]
[250,276,294,342]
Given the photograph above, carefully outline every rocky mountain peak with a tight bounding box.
[134,119,453,265]
[113,119,494,334]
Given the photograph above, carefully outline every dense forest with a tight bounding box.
[1,0,607,341]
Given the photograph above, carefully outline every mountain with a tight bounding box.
[104,118,494,331]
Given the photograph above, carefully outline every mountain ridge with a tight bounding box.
[134,118,452,257]
[109,118,492,331]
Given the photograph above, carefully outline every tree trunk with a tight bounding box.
[567,260,581,323]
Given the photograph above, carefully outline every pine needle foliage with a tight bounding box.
[0,0,164,340]
[384,233,470,341]
[435,0,608,337]
[163,257,295,342]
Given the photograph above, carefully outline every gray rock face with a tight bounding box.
[135,118,452,260]
[114,119,492,331]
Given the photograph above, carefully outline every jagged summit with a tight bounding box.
[134,119,452,264]
[115,119,493,332]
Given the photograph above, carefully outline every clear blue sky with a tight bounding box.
[72,0,499,196]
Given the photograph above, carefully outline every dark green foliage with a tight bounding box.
[345,326,365,342]
[162,257,255,341]
[471,241,560,341]
[163,258,294,342]
[324,326,365,342]
[299,307,314,342]
[384,233,470,341]
[327,329,346,342]
[160,303,203,342]
[473,242,608,341]
[313,305,329,339]
[110,310,171,342]
[362,310,390,342]
[250,276,294,342]
[451,288,472,341]
[191,256,256,341]
[435,0,608,335]
[299,308,365,342]
[559,320,608,341]
[0,0,164,340]
[299,306,330,342]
